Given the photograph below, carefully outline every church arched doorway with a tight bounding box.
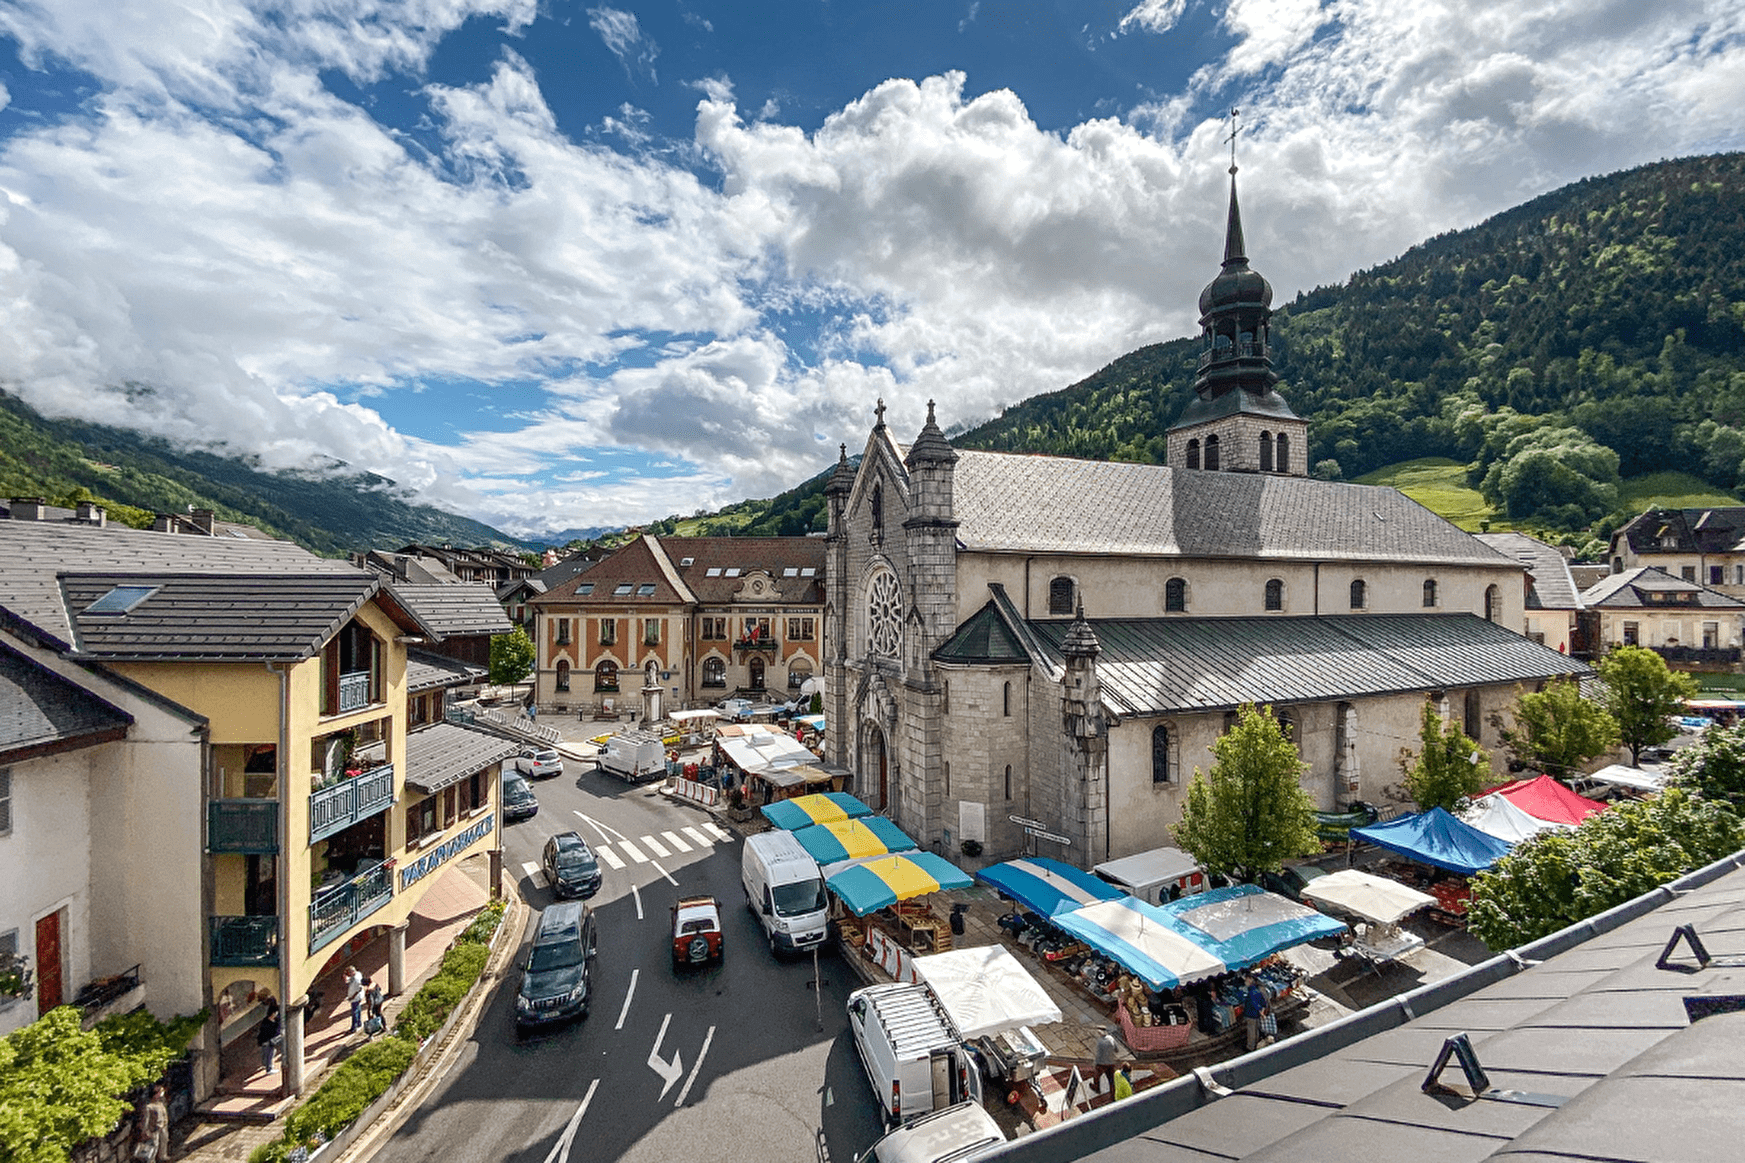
[861,724,889,812]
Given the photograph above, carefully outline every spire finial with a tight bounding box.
[838,442,847,463]
[926,399,936,425]
[1224,106,1240,175]
[874,398,886,427]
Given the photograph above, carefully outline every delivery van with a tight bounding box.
[596,731,667,782]
[742,830,829,956]
[848,982,982,1129]
[1093,845,1210,905]
[860,1101,1003,1163]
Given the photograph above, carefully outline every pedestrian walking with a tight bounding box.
[135,1084,170,1162]
[256,995,281,1076]
[1243,975,1268,1051]
[363,977,385,1037]
[1113,1064,1135,1102]
[345,965,365,1032]
[1093,1026,1121,1094]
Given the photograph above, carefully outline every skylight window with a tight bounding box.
[614,583,633,595]
[577,583,594,595]
[637,584,656,596]
[725,568,741,577]
[84,585,158,615]
[706,568,722,577]
[801,568,817,577]
[783,568,799,577]
[680,558,694,566]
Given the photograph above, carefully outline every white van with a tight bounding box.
[1093,845,1209,905]
[861,1101,1003,1163]
[741,830,829,956]
[848,983,983,1129]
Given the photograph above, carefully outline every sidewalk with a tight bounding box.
[174,854,494,1163]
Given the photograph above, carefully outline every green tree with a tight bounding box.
[1665,723,1745,811]
[1171,704,1321,881]
[1402,700,1492,812]
[1501,678,1620,777]
[1596,645,1698,764]
[488,625,536,687]
[1467,787,1744,949]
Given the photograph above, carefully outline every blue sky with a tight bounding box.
[0,1,1740,539]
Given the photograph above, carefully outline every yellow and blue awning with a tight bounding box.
[791,817,918,865]
[760,791,873,831]
[825,853,974,916]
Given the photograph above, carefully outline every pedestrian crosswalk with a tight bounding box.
[559,816,736,876]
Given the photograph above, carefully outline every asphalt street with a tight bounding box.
[368,761,885,1163]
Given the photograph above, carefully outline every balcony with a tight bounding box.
[309,859,395,954]
[1651,645,1743,667]
[208,799,279,854]
[337,670,372,713]
[309,764,396,844]
[734,636,778,653]
[210,916,279,967]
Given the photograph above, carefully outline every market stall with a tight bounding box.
[1584,764,1665,796]
[1462,792,1573,843]
[790,816,918,865]
[827,852,974,956]
[1156,885,1347,973]
[1049,897,1226,991]
[975,857,1123,919]
[913,945,1061,1084]
[1300,869,1436,970]
[760,790,872,830]
[716,724,829,803]
[1484,774,1608,826]
[1350,807,1513,876]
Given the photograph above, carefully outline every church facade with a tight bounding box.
[823,172,1585,867]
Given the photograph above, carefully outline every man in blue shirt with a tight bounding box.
[1243,975,1267,1051]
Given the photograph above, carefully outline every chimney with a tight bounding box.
[10,497,46,521]
[75,501,106,527]
[191,508,216,535]
[154,513,176,533]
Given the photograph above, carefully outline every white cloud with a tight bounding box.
[1119,0,1188,35]
[586,6,658,83]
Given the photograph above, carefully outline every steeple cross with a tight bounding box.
[874,397,886,427]
[1224,106,1241,175]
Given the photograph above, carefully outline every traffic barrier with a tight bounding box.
[670,778,722,808]
[866,928,919,983]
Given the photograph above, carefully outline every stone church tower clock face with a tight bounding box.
[867,570,903,658]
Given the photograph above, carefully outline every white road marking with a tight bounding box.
[575,811,629,843]
[682,826,712,847]
[596,845,626,870]
[651,861,679,887]
[647,1013,684,1101]
[631,882,644,920]
[520,861,541,878]
[540,1078,599,1163]
[704,822,731,841]
[675,1025,716,1107]
[640,834,671,859]
[618,839,648,863]
[661,830,692,853]
[614,969,638,1031]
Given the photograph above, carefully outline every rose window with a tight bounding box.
[867,571,903,658]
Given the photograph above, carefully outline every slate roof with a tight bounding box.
[933,601,1031,665]
[59,573,414,662]
[406,649,486,693]
[1170,386,1302,429]
[663,536,826,604]
[0,642,133,761]
[1617,505,1745,555]
[0,521,358,648]
[1475,533,1582,611]
[951,606,1585,717]
[534,535,692,605]
[1580,566,1745,610]
[1005,850,1745,1163]
[392,722,519,794]
[950,451,1518,566]
[387,583,513,638]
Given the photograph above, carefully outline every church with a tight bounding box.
[821,168,1585,867]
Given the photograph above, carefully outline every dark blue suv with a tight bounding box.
[516,901,597,1032]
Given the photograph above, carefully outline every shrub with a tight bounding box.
[392,944,488,1045]
[281,1038,415,1144]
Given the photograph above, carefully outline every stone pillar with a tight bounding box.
[388,923,409,996]
[1060,606,1108,866]
[489,848,504,901]
[283,995,307,1096]
[902,403,959,849]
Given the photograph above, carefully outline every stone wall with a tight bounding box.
[1165,412,1310,476]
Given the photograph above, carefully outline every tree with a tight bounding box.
[1595,645,1698,764]
[1466,788,1743,949]
[1501,678,1620,777]
[488,625,536,687]
[1665,723,1745,811]
[1171,704,1321,881]
[1402,700,1491,812]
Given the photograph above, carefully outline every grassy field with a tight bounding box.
[1354,458,1499,531]
[1617,472,1740,511]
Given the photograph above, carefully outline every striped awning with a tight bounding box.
[761,791,873,830]
[790,816,918,864]
[825,853,973,917]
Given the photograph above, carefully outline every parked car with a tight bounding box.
[1259,863,1329,903]
[671,895,724,969]
[502,772,539,822]
[515,901,597,1033]
[865,1101,1004,1163]
[542,831,602,900]
[515,746,564,779]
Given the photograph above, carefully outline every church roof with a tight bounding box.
[933,601,1031,665]
[950,451,1516,567]
[1475,532,1583,611]
[1170,385,1301,429]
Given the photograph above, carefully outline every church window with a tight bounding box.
[1422,579,1438,608]
[1484,585,1501,623]
[1463,690,1481,741]
[1002,681,1011,717]
[1205,435,1220,471]
[1165,577,1187,613]
[1276,433,1290,473]
[942,682,949,715]
[867,570,903,658]
[1276,711,1295,741]
[871,484,883,540]
[944,762,950,795]
[1259,431,1273,472]
[1350,579,1366,609]
[1264,579,1284,611]
[1004,765,1012,800]
[1186,439,1200,470]
[1151,725,1175,785]
[1048,576,1075,616]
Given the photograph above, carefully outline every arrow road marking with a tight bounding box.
[661,830,692,853]
[631,882,643,920]
[647,1013,684,1101]
[615,969,638,1030]
[674,1025,716,1107]
[540,1078,599,1163]
[651,861,679,887]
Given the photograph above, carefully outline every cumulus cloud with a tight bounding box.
[1120,0,1188,35]
[587,6,658,83]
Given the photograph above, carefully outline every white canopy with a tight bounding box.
[668,709,721,724]
[1463,792,1573,843]
[1300,869,1437,925]
[912,945,1063,1039]
[1586,764,1665,793]
[717,728,817,776]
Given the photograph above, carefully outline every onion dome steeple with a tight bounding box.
[1192,166,1279,399]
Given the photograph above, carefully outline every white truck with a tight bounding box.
[741,830,830,957]
[847,982,983,1130]
[595,731,667,782]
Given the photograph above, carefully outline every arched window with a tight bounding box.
[1004,764,1012,800]
[1464,689,1482,741]
[1276,710,1296,741]
[1048,576,1075,615]
[555,659,570,692]
[748,656,765,690]
[1276,433,1290,473]
[702,657,726,688]
[1264,579,1284,611]
[1350,579,1366,610]
[1205,434,1221,471]
[1165,577,1187,613]
[593,660,619,692]
[1151,725,1174,785]
[1259,431,1274,472]
[1484,584,1501,622]
[1002,681,1012,717]
[1423,578,1438,608]
[1186,439,1201,470]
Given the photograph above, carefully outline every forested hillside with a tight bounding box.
[705,152,1745,537]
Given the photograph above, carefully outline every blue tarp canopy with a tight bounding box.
[760,791,873,830]
[1051,897,1226,990]
[975,857,1123,919]
[1350,807,1513,876]
[1157,884,1347,972]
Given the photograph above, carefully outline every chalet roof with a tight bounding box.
[387,583,513,638]
[1475,532,1583,610]
[0,641,133,762]
[1617,506,1745,555]
[394,722,519,794]
[662,536,825,604]
[533,535,693,605]
[405,649,486,693]
[950,451,1517,567]
[1580,566,1745,610]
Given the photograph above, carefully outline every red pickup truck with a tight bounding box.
[671,895,724,969]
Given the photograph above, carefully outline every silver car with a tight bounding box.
[516,747,564,779]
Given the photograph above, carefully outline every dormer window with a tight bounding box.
[84,585,158,615]
[614,583,633,595]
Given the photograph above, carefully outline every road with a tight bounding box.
[369,761,886,1163]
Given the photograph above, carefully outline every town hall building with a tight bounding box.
[822,169,1585,867]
